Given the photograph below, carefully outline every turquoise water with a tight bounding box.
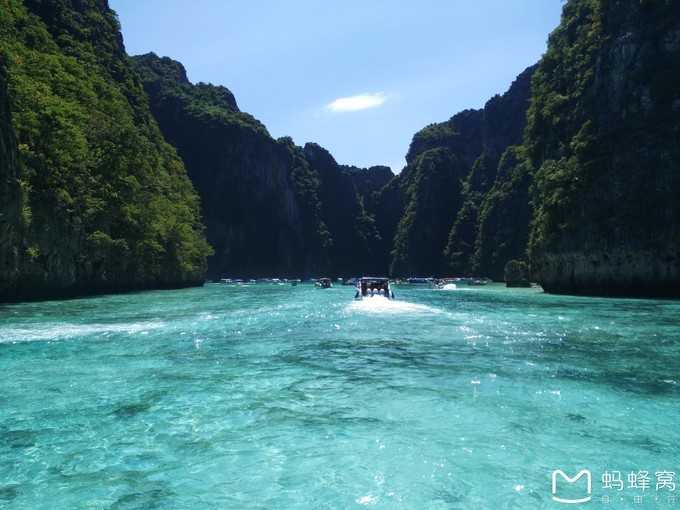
[1,283,679,509]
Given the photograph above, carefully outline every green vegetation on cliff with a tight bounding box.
[4,0,675,298]
[472,146,533,278]
[391,147,462,276]
[526,0,680,295]
[0,0,211,300]
[382,66,536,280]
[133,53,380,279]
[0,53,24,292]
[386,0,678,295]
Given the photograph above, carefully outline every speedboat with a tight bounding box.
[354,277,395,299]
[315,278,332,289]
[406,277,439,288]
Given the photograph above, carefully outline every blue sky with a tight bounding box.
[110,0,564,173]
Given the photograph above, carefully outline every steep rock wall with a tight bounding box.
[528,0,680,296]
[387,65,536,278]
[0,1,211,301]
[0,62,25,294]
[133,53,380,279]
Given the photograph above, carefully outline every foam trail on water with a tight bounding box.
[346,296,442,315]
[0,321,165,343]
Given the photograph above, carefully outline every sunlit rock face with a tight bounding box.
[1,2,212,302]
[528,0,680,297]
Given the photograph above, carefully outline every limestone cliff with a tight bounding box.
[385,65,536,278]
[0,0,211,301]
[133,53,379,279]
[304,143,382,276]
[527,0,680,296]
[449,66,536,280]
[0,60,25,294]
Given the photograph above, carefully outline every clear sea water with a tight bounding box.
[1,283,678,509]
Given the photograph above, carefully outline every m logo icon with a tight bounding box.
[552,470,592,504]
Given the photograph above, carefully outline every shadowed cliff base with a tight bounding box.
[536,251,680,298]
[0,280,206,304]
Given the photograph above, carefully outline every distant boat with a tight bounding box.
[315,278,332,289]
[219,278,243,285]
[439,277,490,286]
[354,277,395,300]
[403,277,439,288]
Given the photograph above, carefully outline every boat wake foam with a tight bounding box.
[346,297,441,315]
[0,321,165,343]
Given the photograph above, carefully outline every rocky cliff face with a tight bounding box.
[451,66,537,280]
[385,65,536,278]
[133,54,314,279]
[0,0,211,301]
[0,63,25,294]
[527,0,680,296]
[304,143,382,276]
[133,53,379,279]
[345,164,394,211]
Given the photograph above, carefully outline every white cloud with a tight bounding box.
[326,93,387,113]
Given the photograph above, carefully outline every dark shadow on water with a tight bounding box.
[0,484,19,502]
